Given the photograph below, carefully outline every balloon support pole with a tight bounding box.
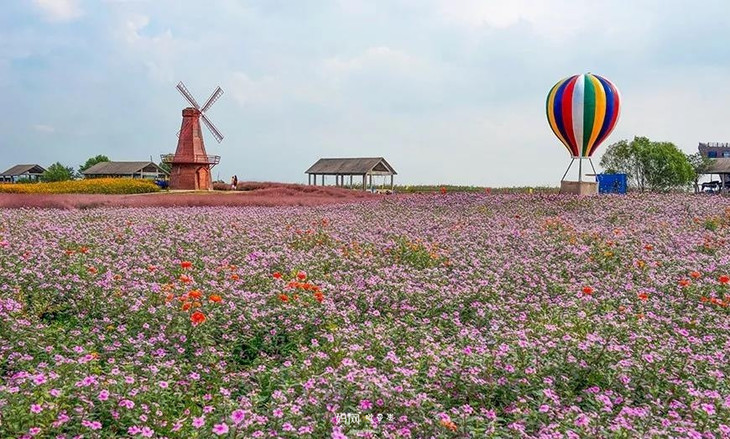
[559,157,598,195]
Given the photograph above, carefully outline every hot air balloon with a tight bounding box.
[546,73,621,182]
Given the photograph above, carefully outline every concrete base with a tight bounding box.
[560,180,598,195]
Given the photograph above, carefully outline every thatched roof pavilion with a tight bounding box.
[305,157,397,190]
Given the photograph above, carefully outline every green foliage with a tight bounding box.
[158,161,171,174]
[600,136,693,192]
[78,155,110,172]
[41,162,75,182]
[687,152,713,192]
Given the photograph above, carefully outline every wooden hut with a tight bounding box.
[0,164,46,183]
[305,157,397,190]
[82,161,169,180]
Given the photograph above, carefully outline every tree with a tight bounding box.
[78,155,110,173]
[687,152,712,193]
[158,161,171,174]
[41,162,75,182]
[600,136,694,192]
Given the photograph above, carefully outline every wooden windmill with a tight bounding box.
[161,81,224,190]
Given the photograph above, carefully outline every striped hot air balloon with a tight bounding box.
[546,73,621,158]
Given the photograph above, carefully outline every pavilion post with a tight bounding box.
[390,174,394,190]
[362,174,366,191]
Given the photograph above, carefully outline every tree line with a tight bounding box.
[600,137,711,192]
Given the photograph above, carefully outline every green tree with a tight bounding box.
[41,162,75,182]
[78,155,110,173]
[600,136,693,192]
[686,152,713,193]
[158,161,171,174]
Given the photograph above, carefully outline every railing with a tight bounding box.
[160,154,220,165]
[702,142,730,148]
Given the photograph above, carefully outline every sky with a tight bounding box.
[1,0,729,186]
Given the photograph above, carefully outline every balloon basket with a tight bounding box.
[560,180,598,195]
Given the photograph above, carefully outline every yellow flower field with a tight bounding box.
[0,178,161,194]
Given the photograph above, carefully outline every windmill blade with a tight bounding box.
[176,81,200,110]
[201,87,223,113]
[201,114,224,143]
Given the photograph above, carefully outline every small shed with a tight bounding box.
[700,158,730,192]
[82,161,169,180]
[305,157,397,190]
[0,164,46,183]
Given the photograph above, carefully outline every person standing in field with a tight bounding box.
[232,175,238,190]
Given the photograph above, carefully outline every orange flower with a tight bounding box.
[440,419,457,431]
[618,305,626,313]
[690,271,701,279]
[190,311,206,325]
[88,266,97,274]
[314,291,324,303]
[165,293,175,302]
[297,271,307,281]
[678,279,690,287]
[644,244,653,251]
[209,294,222,303]
[181,261,193,269]
[179,274,192,284]
[637,313,645,319]
[719,275,730,284]
[273,272,282,279]
[582,286,594,295]
[440,186,447,195]
[147,265,157,272]
[637,292,649,301]
[278,294,289,302]
[188,290,202,299]
[181,302,192,311]
[80,246,89,254]
[192,301,202,308]
[230,274,240,281]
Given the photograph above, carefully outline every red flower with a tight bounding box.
[188,289,202,299]
[179,274,192,284]
[637,292,649,301]
[181,261,193,269]
[678,279,690,287]
[278,294,289,302]
[297,271,307,281]
[440,187,447,194]
[230,274,240,281]
[273,272,282,279]
[181,302,192,311]
[582,286,594,295]
[209,294,222,303]
[644,244,653,251]
[689,271,701,279]
[314,291,324,303]
[190,311,206,325]
[719,275,730,284]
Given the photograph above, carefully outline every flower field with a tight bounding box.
[1,193,729,438]
[0,178,160,194]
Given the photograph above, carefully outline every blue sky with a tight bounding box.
[2,0,729,186]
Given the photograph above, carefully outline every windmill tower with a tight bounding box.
[162,82,224,190]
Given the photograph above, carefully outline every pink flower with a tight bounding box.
[701,403,716,416]
[141,426,154,437]
[539,405,550,413]
[192,417,205,428]
[230,409,245,425]
[359,399,373,410]
[98,390,109,401]
[30,404,43,414]
[212,423,229,435]
[574,414,590,427]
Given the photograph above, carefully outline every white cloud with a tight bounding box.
[33,124,55,133]
[32,0,83,22]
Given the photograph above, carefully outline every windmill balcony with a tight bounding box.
[161,154,220,166]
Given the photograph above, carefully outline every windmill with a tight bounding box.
[161,81,224,190]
